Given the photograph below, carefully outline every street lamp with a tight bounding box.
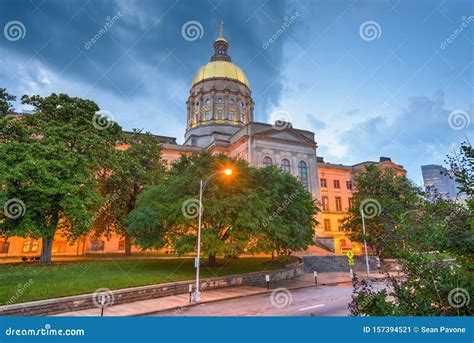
[193,168,233,302]
[360,208,371,279]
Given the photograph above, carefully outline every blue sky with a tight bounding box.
[0,0,472,183]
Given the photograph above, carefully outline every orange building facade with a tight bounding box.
[314,157,406,255]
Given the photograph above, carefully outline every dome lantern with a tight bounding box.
[211,22,231,62]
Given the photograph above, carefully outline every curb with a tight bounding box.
[138,278,354,316]
[140,275,400,316]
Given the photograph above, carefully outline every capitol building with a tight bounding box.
[2,25,405,258]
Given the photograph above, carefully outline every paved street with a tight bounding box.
[149,283,360,316]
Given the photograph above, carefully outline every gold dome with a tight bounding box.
[191,60,250,89]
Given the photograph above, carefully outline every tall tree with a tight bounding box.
[342,164,423,256]
[93,130,165,256]
[0,93,121,263]
[128,152,318,264]
[0,88,16,115]
[350,142,473,316]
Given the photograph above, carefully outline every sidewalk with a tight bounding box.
[53,272,396,317]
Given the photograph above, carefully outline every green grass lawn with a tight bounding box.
[0,257,281,305]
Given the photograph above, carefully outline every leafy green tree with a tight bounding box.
[128,152,318,264]
[350,142,473,316]
[0,93,121,263]
[250,166,317,256]
[0,88,16,115]
[342,165,423,256]
[92,130,165,255]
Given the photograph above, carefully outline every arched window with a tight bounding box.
[262,156,273,167]
[280,159,291,173]
[298,160,309,189]
[217,97,223,104]
[229,99,235,105]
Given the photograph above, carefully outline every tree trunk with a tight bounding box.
[40,236,53,264]
[208,253,217,266]
[124,233,132,256]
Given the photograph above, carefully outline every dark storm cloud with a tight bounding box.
[0,0,295,117]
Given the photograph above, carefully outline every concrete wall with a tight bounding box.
[1,259,303,316]
[302,255,379,273]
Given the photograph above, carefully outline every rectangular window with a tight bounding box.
[52,241,67,253]
[333,180,340,188]
[91,241,105,251]
[217,111,223,120]
[229,112,235,121]
[22,241,31,253]
[346,181,353,189]
[0,241,10,254]
[324,219,331,231]
[322,196,329,211]
[31,241,39,252]
[348,197,353,209]
[320,178,327,187]
[335,197,342,211]
[338,219,344,231]
[118,240,125,251]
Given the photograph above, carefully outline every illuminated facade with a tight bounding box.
[1,24,405,259]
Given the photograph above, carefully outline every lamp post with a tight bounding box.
[360,208,371,279]
[193,168,233,302]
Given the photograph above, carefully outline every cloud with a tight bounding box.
[337,91,471,179]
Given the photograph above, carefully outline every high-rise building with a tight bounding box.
[421,164,458,200]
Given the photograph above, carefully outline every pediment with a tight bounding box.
[253,127,315,145]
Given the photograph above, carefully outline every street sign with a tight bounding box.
[346,250,355,267]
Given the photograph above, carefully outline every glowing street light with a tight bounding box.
[193,168,233,302]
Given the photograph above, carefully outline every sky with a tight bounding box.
[0,0,472,183]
